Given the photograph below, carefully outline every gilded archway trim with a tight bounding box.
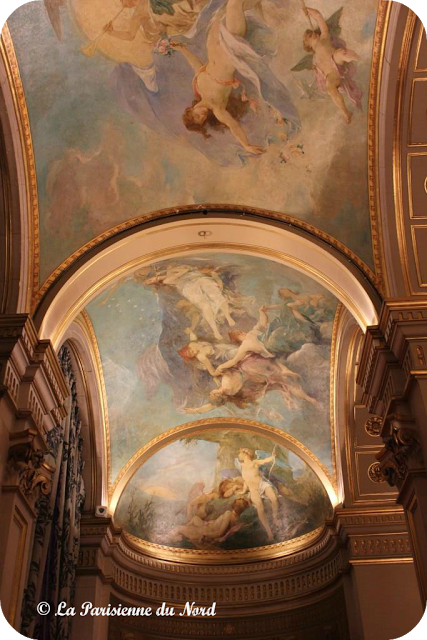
[0,23,36,312]
[108,418,338,513]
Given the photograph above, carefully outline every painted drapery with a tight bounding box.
[20,345,85,639]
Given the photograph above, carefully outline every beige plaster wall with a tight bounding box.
[351,562,424,640]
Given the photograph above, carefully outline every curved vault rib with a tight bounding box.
[108,419,339,514]
[38,219,379,348]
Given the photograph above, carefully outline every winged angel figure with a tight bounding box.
[291,6,362,123]
[43,0,300,166]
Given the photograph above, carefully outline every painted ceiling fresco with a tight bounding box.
[85,253,338,485]
[115,430,333,551]
[6,0,379,285]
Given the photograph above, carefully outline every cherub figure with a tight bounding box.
[236,448,279,542]
[292,6,362,123]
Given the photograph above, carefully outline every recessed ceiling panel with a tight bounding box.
[5,0,380,286]
[84,252,338,485]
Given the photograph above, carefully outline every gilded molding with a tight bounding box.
[350,533,411,559]
[75,311,112,495]
[367,0,393,296]
[393,10,419,296]
[0,122,13,314]
[35,206,380,312]
[78,519,345,606]
[122,526,325,565]
[0,26,37,311]
[52,239,373,351]
[109,418,337,506]
[329,303,342,484]
[343,324,363,503]
[115,524,335,576]
[414,23,427,72]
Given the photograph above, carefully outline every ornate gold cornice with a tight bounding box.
[0,25,37,310]
[79,517,345,602]
[122,527,325,566]
[35,206,380,311]
[0,314,69,432]
[357,300,427,413]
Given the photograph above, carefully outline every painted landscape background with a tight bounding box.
[7,0,379,283]
[115,430,332,551]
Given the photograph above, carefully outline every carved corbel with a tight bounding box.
[375,424,421,487]
[5,429,55,501]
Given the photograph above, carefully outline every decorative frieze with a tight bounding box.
[109,556,341,606]
[351,535,411,559]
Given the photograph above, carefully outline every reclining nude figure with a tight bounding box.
[170,0,269,155]
[170,497,250,546]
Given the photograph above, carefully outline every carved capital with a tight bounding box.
[5,429,55,501]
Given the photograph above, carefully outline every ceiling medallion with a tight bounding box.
[368,462,385,483]
[365,415,383,437]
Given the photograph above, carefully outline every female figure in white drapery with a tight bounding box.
[144,264,236,339]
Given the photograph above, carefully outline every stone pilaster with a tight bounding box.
[0,314,69,629]
[357,301,427,599]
